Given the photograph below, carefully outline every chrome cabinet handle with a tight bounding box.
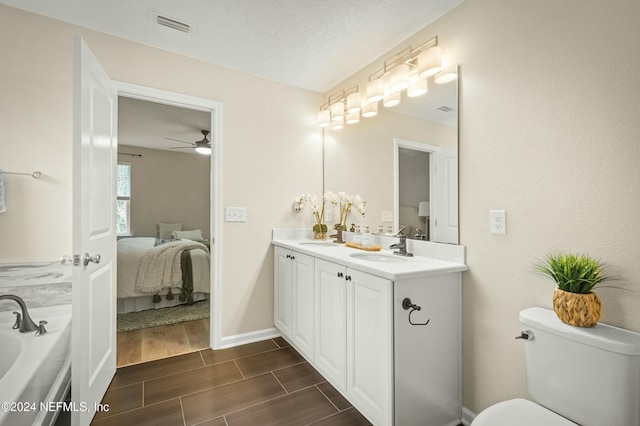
[83,253,101,266]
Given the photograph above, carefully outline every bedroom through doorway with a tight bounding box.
[115,95,213,366]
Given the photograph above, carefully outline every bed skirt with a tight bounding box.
[117,292,209,314]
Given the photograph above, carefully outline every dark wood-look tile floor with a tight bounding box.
[91,337,372,426]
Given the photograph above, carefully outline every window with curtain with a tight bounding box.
[116,163,131,235]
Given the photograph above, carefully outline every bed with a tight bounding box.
[117,237,210,314]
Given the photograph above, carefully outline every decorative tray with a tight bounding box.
[345,242,382,251]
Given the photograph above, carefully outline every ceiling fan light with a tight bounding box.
[407,75,428,97]
[346,92,362,113]
[195,146,211,155]
[389,63,410,92]
[361,101,378,118]
[366,79,385,103]
[418,45,442,78]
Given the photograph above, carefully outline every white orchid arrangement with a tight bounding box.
[333,191,366,230]
[294,192,330,235]
[295,191,366,233]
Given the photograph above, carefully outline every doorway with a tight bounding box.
[114,81,223,355]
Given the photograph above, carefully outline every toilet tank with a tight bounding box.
[520,307,640,426]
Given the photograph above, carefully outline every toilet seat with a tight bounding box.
[472,398,577,426]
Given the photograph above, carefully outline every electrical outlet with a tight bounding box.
[325,209,333,222]
[225,207,246,222]
[489,210,506,235]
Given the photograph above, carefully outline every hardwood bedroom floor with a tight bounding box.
[117,319,210,367]
[94,337,372,426]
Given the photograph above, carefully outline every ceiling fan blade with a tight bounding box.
[169,146,194,150]
[163,137,192,145]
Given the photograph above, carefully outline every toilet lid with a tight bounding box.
[472,399,577,426]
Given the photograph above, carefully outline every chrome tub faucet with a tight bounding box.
[0,294,38,333]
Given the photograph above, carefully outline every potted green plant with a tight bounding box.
[533,253,608,327]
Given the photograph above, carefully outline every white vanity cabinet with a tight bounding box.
[273,247,315,360]
[273,239,465,426]
[311,259,393,425]
[347,269,393,426]
[314,259,348,391]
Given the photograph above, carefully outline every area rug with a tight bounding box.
[117,299,209,332]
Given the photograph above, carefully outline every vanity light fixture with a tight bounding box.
[346,111,360,124]
[318,110,331,128]
[317,35,456,130]
[383,90,401,108]
[407,74,428,97]
[361,101,378,118]
[434,64,458,84]
[346,92,362,113]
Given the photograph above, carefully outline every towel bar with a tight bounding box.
[3,171,42,179]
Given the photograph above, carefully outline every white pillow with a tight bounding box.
[157,222,182,239]
[172,229,205,242]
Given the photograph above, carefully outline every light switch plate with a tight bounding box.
[381,211,394,222]
[225,207,246,222]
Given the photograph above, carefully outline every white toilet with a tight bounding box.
[472,307,640,426]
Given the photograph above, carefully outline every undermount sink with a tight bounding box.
[300,242,338,247]
[349,253,408,263]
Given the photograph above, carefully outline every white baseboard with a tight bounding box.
[461,406,477,425]
[220,327,280,349]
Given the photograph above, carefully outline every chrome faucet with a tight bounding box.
[389,228,413,257]
[0,294,38,333]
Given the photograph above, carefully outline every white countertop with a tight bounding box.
[272,238,468,281]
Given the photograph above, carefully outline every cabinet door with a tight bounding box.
[314,259,347,391]
[292,252,314,360]
[347,269,393,426]
[274,247,293,338]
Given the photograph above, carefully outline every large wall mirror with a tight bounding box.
[323,73,458,244]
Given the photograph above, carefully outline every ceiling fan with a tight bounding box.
[165,129,211,155]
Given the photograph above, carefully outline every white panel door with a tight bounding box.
[292,252,314,360]
[347,269,393,426]
[434,148,458,244]
[314,259,347,391]
[274,247,293,338]
[72,37,117,426]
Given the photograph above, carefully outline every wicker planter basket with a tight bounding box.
[552,288,602,328]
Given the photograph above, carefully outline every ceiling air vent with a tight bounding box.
[156,15,191,33]
[437,105,453,112]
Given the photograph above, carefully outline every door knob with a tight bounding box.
[83,253,101,266]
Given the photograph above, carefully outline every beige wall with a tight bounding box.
[117,145,210,238]
[3,0,640,417]
[0,6,323,338]
[326,0,640,415]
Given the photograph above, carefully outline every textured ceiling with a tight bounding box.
[0,0,464,93]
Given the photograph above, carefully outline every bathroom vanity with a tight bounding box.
[272,231,468,426]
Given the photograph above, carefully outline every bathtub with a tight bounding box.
[0,304,72,426]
